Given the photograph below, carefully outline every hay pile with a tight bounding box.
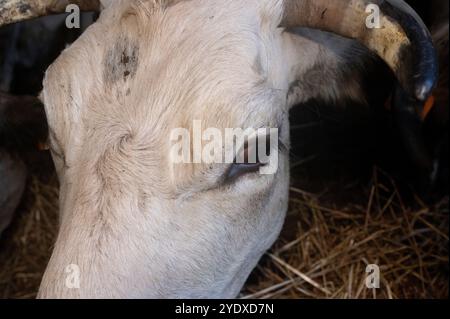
[242,170,449,299]
[0,168,448,299]
[0,175,58,298]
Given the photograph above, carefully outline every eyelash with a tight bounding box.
[223,137,285,183]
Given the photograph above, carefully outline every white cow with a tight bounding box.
[0,0,437,298]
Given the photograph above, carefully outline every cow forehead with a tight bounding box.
[44,0,283,139]
[42,0,286,192]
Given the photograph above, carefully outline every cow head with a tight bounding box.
[0,0,437,298]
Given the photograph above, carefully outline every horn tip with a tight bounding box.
[415,78,436,102]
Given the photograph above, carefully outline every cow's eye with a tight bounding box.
[224,135,272,183]
[225,162,263,182]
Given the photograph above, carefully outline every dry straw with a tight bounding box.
[0,169,448,299]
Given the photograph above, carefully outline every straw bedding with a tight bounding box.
[0,164,447,299]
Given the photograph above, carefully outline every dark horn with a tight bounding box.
[281,0,438,103]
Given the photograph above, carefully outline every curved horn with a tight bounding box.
[281,0,438,102]
[0,0,101,27]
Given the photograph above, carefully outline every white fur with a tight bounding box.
[38,0,365,298]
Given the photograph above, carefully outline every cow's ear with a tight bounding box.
[281,28,385,109]
[0,92,48,153]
